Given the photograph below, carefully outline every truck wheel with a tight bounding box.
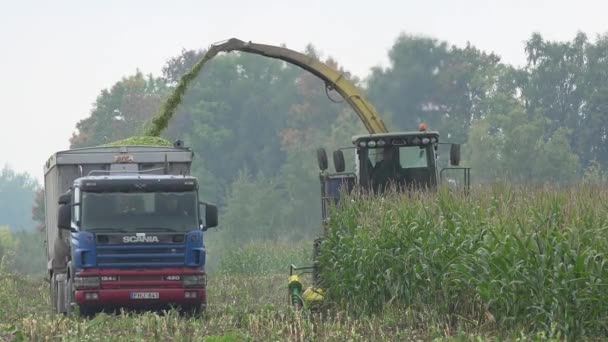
[78,306,97,318]
[51,274,62,314]
[198,297,207,315]
[49,275,56,310]
[57,281,65,315]
[201,297,207,312]
[53,274,68,315]
[188,305,202,317]
[66,277,73,316]
[180,301,205,317]
[55,281,63,314]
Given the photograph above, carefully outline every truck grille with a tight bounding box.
[96,243,186,267]
[118,275,164,281]
[97,247,185,255]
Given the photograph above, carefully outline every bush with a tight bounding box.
[0,228,46,276]
[0,226,17,269]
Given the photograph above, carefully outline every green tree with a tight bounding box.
[522,32,587,135]
[0,165,39,231]
[0,226,17,268]
[70,70,170,148]
[532,127,580,182]
[217,169,287,244]
[465,103,579,184]
[163,46,362,205]
[32,189,45,232]
[367,33,502,143]
[521,32,608,170]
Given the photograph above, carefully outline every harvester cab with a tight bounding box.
[288,127,470,309]
[318,127,469,199]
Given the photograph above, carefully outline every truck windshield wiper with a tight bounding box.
[89,228,128,233]
[138,227,179,232]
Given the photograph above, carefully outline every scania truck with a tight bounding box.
[43,141,218,316]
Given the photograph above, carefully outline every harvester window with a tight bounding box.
[399,146,428,168]
[369,147,400,191]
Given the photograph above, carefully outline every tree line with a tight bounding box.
[4,31,608,247]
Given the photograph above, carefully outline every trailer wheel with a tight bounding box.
[49,274,56,310]
[55,279,62,314]
[51,274,61,314]
[57,281,65,315]
[66,276,73,316]
[52,273,68,315]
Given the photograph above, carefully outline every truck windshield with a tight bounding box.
[81,191,198,233]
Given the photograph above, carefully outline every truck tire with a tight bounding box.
[66,276,73,316]
[66,262,74,316]
[200,295,207,314]
[179,304,200,317]
[57,281,65,315]
[53,273,68,315]
[78,306,97,318]
[49,275,56,311]
[51,274,62,314]
[55,281,62,314]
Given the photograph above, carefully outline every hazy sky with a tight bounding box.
[1,0,606,183]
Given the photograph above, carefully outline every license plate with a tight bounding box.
[130,292,159,299]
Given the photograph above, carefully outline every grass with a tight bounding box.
[2,184,608,340]
[0,272,437,341]
[212,241,311,276]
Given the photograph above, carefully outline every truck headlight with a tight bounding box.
[182,274,205,287]
[73,276,100,289]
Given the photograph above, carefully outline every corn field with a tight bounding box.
[2,184,608,340]
[319,183,608,339]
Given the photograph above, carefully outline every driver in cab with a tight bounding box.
[371,147,400,192]
[161,195,189,217]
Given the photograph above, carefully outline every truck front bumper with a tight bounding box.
[74,288,206,308]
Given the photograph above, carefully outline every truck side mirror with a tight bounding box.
[58,204,71,230]
[333,150,345,173]
[317,148,328,171]
[450,144,461,166]
[58,192,70,205]
[199,202,218,230]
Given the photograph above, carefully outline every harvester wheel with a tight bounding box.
[317,148,328,171]
[333,150,345,173]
